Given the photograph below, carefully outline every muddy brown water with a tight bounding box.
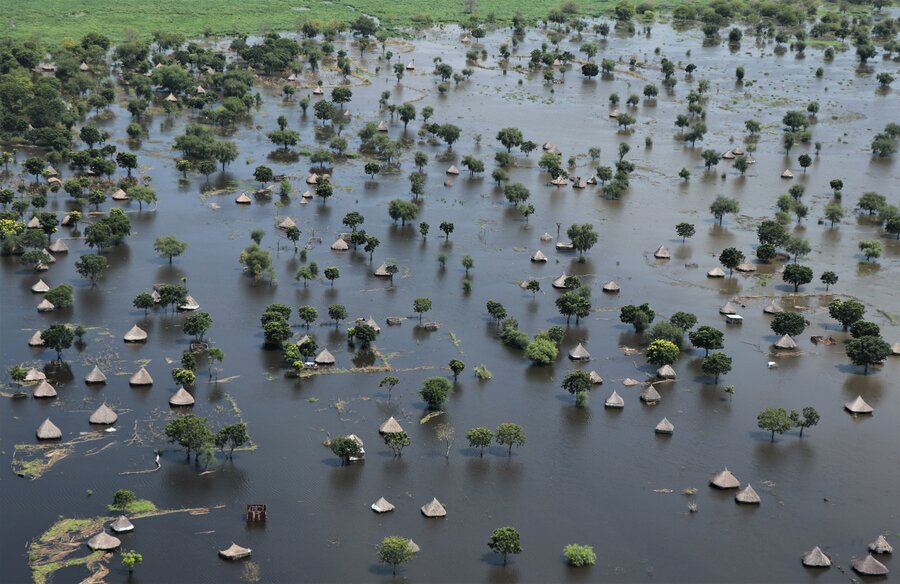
[1,22,898,583]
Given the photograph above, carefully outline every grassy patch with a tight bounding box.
[474,364,493,380]
[32,551,104,584]
[107,499,157,515]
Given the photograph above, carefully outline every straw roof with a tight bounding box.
[735,484,761,504]
[371,497,395,513]
[623,378,640,386]
[196,84,207,94]
[33,381,57,398]
[656,364,677,379]
[781,169,793,179]
[774,334,797,350]
[609,109,620,118]
[586,175,597,185]
[110,516,134,533]
[851,555,888,576]
[364,317,381,333]
[421,498,447,517]
[801,546,831,568]
[555,241,574,250]
[377,120,389,132]
[573,178,587,189]
[379,417,404,434]
[589,371,603,385]
[569,343,590,360]
[891,342,900,356]
[374,263,391,277]
[48,176,63,186]
[315,348,335,365]
[602,281,620,293]
[552,273,569,289]
[869,535,893,554]
[844,395,873,414]
[408,539,420,553]
[36,418,62,440]
[540,232,553,242]
[37,298,55,312]
[235,193,251,204]
[29,330,44,346]
[719,302,737,315]
[446,165,459,175]
[85,365,107,384]
[640,386,661,404]
[27,216,41,228]
[25,368,46,381]
[178,295,200,311]
[313,86,324,95]
[219,543,252,560]
[550,176,568,186]
[306,173,319,184]
[531,250,548,262]
[123,324,148,342]
[732,147,744,155]
[736,262,756,273]
[112,188,129,200]
[542,141,555,150]
[31,279,51,294]
[604,391,624,408]
[89,403,118,425]
[287,73,297,81]
[169,387,195,406]
[48,239,69,253]
[129,366,153,386]
[654,245,670,259]
[763,303,784,314]
[61,213,74,226]
[655,418,674,434]
[88,532,121,551]
[330,237,349,251]
[406,60,416,70]
[709,468,740,489]
[277,217,297,230]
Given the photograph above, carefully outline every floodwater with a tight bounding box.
[1,21,898,583]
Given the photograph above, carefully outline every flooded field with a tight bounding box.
[1,20,898,583]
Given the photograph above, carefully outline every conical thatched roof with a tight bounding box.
[85,365,107,384]
[306,173,319,184]
[774,334,797,350]
[721,150,735,160]
[710,468,740,489]
[609,109,620,118]
[62,213,75,226]
[164,92,178,102]
[371,497,395,513]
[573,178,587,189]
[540,232,553,242]
[330,237,349,251]
[408,539,420,553]
[277,217,296,230]
[844,395,873,414]
[374,263,390,277]
[550,176,568,186]
[655,418,674,434]
[25,368,46,381]
[586,175,597,185]
[801,546,831,567]
[589,371,603,385]
[235,192,251,204]
[377,120,388,132]
[169,387,195,406]
[29,330,44,346]
[852,555,888,576]
[732,147,744,155]
[196,84,207,93]
[314,348,335,365]
[445,165,459,175]
[37,298,55,312]
[406,60,415,70]
[89,403,118,425]
[781,169,793,179]
[110,516,134,533]
[178,295,200,311]
[379,417,404,434]
[736,262,756,273]
[48,239,69,253]
[640,386,661,404]
[869,535,893,554]
[219,543,252,560]
[36,418,62,439]
[656,364,676,379]
[42,250,56,264]
[286,73,297,81]
[129,367,153,386]
[542,141,555,150]
[530,250,548,262]
[364,317,381,333]
[112,188,129,200]
[707,267,725,278]
[623,378,640,386]
[602,281,620,293]
[88,532,121,551]
[763,303,784,314]
[604,391,624,408]
[27,216,41,228]
[31,279,50,293]
[33,380,57,398]
[123,324,148,342]
[654,245,670,259]
[719,302,737,315]
[421,498,447,517]
[552,273,569,289]
[735,484,761,504]
[313,86,324,95]
[569,343,590,360]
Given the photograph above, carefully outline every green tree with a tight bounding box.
[567,223,599,256]
[439,221,454,240]
[413,297,432,321]
[238,244,274,284]
[133,292,155,316]
[670,312,697,332]
[790,407,819,437]
[757,407,793,442]
[214,423,249,457]
[420,376,451,409]
[42,324,74,360]
[850,321,880,339]
[295,262,319,288]
[449,359,466,381]
[387,199,418,225]
[112,489,136,510]
[785,237,810,262]
[675,223,695,243]
[488,527,522,566]
[164,414,213,459]
[719,247,745,276]
[330,435,362,465]
[121,550,143,574]
[701,149,720,171]
[324,266,340,287]
[858,240,883,262]
[183,312,213,342]
[74,254,108,286]
[562,370,593,406]
[377,536,414,576]
[824,203,844,228]
[646,339,680,366]
[771,312,806,337]
[128,185,157,211]
[846,335,891,374]
[462,255,474,275]
[689,326,724,356]
[383,431,410,457]
[495,422,525,456]
[525,337,558,365]
[496,128,524,152]
[710,196,739,225]
[620,304,656,333]
[467,427,493,456]
[379,375,400,398]
[154,235,188,264]
[782,264,813,292]
[564,544,596,567]
[328,304,347,327]
[820,271,838,292]
[702,352,732,383]
[298,305,317,329]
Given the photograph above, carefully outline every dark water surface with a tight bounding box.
[1,23,898,584]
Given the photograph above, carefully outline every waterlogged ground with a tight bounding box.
[1,22,899,583]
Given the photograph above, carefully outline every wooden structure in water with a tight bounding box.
[246,504,266,522]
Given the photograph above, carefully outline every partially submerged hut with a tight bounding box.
[602,281,620,293]
[33,381,57,398]
[654,245,670,259]
[314,348,335,366]
[28,330,44,346]
[371,497,395,513]
[421,498,447,517]
[36,418,61,440]
[408,539,420,553]
[851,555,888,576]
[364,316,381,333]
[555,241,574,251]
[623,378,640,386]
[48,239,69,253]
[736,262,756,273]
[540,233,553,242]
[89,403,118,425]
[373,263,391,277]
[707,267,725,278]
[550,176,568,186]
[110,516,134,533]
[774,335,797,350]
[781,169,794,179]
[129,367,153,386]
[330,237,349,251]
[277,217,297,230]
[569,343,590,360]
[112,188,129,201]
[604,391,624,408]
[31,279,50,293]
[589,371,603,385]
[763,303,784,314]
[37,299,55,312]
[85,365,107,384]
[891,342,900,356]
[87,532,121,551]
[655,418,674,434]
[164,93,178,103]
[379,417,404,434]
[709,468,740,489]
[844,395,873,414]
[735,485,761,504]
[123,324,148,342]
[552,273,569,289]
[219,543,252,560]
[306,173,319,184]
[656,365,676,380]
[869,535,893,554]
[235,193,251,204]
[445,165,459,175]
[178,295,200,311]
[530,250,548,262]
[719,302,737,315]
[405,60,415,70]
[24,368,46,382]
[722,150,735,160]
[640,386,661,404]
[377,120,389,132]
[169,387,195,406]
[801,546,831,568]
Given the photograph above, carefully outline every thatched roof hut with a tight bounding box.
[33,381,57,398]
[722,150,735,160]
[85,365,107,384]
[169,387,195,406]
[371,497,395,513]
[123,324,148,342]
[129,367,153,386]
[374,263,391,277]
[656,364,676,380]
[110,516,134,533]
[219,543,252,560]
[25,368,46,382]
[112,188,129,201]
[655,418,674,434]
[774,334,797,350]
[406,60,415,70]
[37,298,55,312]
[801,546,831,568]
[446,165,459,175]
[31,279,50,293]
[313,86,324,95]
[178,295,200,311]
[235,193,251,204]
[36,418,62,440]
[719,302,737,315]
[589,371,603,385]
[421,498,447,517]
[540,233,553,242]
[286,73,297,81]
[330,237,349,251]
[27,216,41,229]
[844,395,873,414]
[602,281,620,293]
[550,176,568,186]
[196,84,207,94]
[654,245,670,259]
[609,109,620,118]
[42,250,56,264]
[640,386,661,404]
[851,555,888,576]
[377,120,389,132]
[869,535,893,554]
[164,92,178,103]
[586,175,597,185]
[542,141,555,151]
[88,532,121,551]
[29,330,44,346]
[569,343,590,360]
[531,250,548,262]
[707,267,725,278]
[623,378,640,386]
[408,539,420,553]
[604,391,624,408]
[306,173,319,185]
[552,273,569,289]
[364,317,381,333]
[315,348,335,365]
[573,178,587,189]
[48,239,69,253]
[732,147,744,155]
[736,262,756,273]
[763,303,784,314]
[735,484,761,504]
[379,417,404,434]
[89,403,118,425]
[48,176,63,187]
[709,468,740,489]
[890,342,900,356]
[277,217,297,230]
[781,169,794,179]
